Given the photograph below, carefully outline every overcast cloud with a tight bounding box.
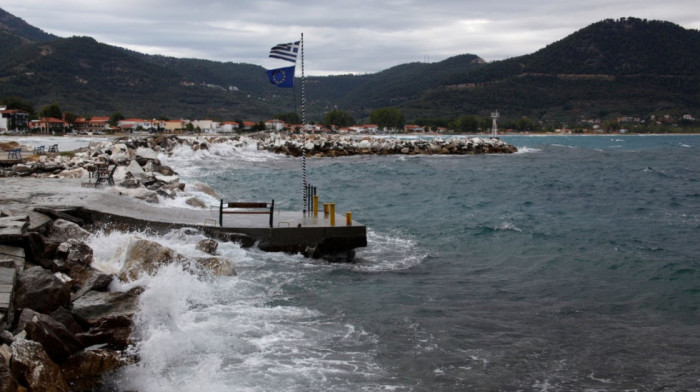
[3,1,699,75]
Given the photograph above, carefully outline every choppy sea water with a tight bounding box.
[84,135,698,391]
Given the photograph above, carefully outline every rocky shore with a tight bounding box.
[0,204,236,391]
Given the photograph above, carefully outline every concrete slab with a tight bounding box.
[1,177,367,257]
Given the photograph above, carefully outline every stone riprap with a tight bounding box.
[255,133,518,157]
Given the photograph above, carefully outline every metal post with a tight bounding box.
[301,32,307,215]
[346,212,352,226]
[329,203,336,226]
[219,199,223,227]
[313,195,319,217]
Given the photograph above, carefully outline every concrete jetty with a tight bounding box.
[1,178,367,259]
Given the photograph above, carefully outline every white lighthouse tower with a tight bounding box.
[491,111,500,135]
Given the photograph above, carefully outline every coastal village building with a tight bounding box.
[241,121,256,131]
[219,121,240,133]
[163,120,185,133]
[191,119,219,133]
[31,117,68,132]
[0,107,30,131]
[265,119,285,131]
[88,117,110,131]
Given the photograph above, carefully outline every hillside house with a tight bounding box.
[0,107,30,131]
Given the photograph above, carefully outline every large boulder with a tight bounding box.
[195,239,219,255]
[61,349,124,392]
[191,181,220,199]
[0,359,22,392]
[23,232,58,269]
[49,307,87,335]
[13,266,71,314]
[191,257,237,277]
[55,239,94,270]
[71,287,143,324]
[76,315,133,350]
[16,309,83,363]
[71,273,114,301]
[118,238,187,281]
[48,219,91,243]
[134,147,159,164]
[10,338,70,392]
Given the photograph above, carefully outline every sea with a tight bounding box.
[15,134,700,391]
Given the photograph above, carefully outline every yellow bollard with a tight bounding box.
[323,203,329,217]
[313,195,319,218]
[346,212,352,226]
[329,203,336,226]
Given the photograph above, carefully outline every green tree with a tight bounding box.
[109,112,125,126]
[63,111,78,125]
[602,120,621,132]
[322,109,355,128]
[369,107,405,131]
[275,112,301,124]
[0,96,35,117]
[252,121,266,132]
[40,103,62,119]
[451,115,480,133]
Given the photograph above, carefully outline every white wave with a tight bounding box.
[352,229,428,272]
[498,222,522,232]
[159,139,283,178]
[514,146,542,154]
[89,229,388,391]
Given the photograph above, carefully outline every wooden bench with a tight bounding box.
[33,145,45,155]
[219,199,274,228]
[7,148,21,160]
[48,144,59,153]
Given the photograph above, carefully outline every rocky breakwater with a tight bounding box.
[0,206,237,391]
[256,133,518,157]
[1,135,220,208]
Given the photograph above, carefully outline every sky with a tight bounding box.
[3,1,700,76]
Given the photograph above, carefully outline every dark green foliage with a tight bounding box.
[0,95,35,116]
[40,103,62,118]
[0,9,699,126]
[322,109,355,127]
[275,112,301,124]
[109,112,124,126]
[370,107,405,130]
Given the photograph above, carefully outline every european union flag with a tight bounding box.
[266,66,295,88]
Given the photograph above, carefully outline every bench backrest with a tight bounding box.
[219,199,275,228]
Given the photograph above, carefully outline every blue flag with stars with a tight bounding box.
[266,66,295,88]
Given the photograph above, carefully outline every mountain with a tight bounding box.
[0,8,57,43]
[0,9,699,124]
[407,17,700,121]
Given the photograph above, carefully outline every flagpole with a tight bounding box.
[301,32,307,215]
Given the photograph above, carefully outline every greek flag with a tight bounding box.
[269,41,300,63]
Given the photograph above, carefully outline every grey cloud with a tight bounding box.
[2,0,700,75]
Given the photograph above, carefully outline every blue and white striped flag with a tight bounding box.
[269,41,300,63]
